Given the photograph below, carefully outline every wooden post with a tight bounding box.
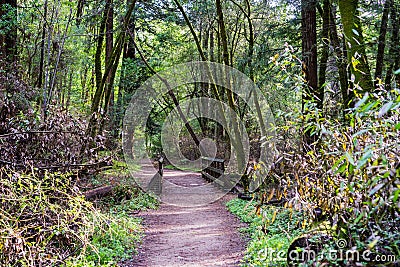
[158,156,164,176]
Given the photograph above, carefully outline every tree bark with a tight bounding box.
[103,0,114,118]
[91,2,108,115]
[36,0,48,89]
[301,0,318,105]
[216,0,230,67]
[318,0,329,109]
[338,0,373,92]
[301,0,319,146]
[216,0,246,171]
[384,2,399,90]
[327,3,351,111]
[375,0,392,84]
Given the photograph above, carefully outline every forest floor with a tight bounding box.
[120,168,247,267]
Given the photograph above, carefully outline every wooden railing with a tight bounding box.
[158,156,164,176]
[147,156,163,196]
[201,157,226,187]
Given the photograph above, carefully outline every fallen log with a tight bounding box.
[84,185,114,200]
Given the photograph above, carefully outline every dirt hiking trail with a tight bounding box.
[122,168,247,267]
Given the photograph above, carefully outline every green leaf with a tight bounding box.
[348,163,355,174]
[369,183,384,196]
[378,101,393,118]
[393,189,400,202]
[357,150,373,169]
[338,163,347,174]
[354,212,364,224]
[352,129,369,138]
[355,93,369,109]
[345,152,355,166]
[395,123,400,130]
[394,68,400,75]
[333,155,346,172]
[360,100,379,113]
[352,28,360,36]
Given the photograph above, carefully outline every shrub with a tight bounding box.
[0,168,97,266]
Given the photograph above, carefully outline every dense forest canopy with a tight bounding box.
[0,0,399,266]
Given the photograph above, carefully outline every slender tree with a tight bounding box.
[338,0,373,92]
[327,2,351,111]
[317,0,329,106]
[384,1,399,90]
[87,0,136,140]
[103,0,114,116]
[375,0,393,85]
[36,0,48,89]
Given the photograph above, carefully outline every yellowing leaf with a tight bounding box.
[351,57,360,71]
[267,188,275,202]
[367,238,379,250]
[271,210,278,224]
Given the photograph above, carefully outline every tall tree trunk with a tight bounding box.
[375,0,392,85]
[36,0,48,89]
[231,0,267,138]
[216,0,246,171]
[384,2,399,90]
[210,27,215,63]
[86,0,136,143]
[338,0,373,92]
[91,2,108,115]
[102,36,123,119]
[200,25,209,133]
[87,1,109,140]
[76,0,85,25]
[103,0,114,117]
[42,3,57,120]
[301,0,318,105]
[216,0,229,67]
[301,0,319,146]
[115,13,136,135]
[318,0,329,110]
[327,3,351,112]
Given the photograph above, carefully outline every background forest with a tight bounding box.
[0,0,399,266]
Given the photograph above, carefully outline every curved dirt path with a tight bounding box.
[122,168,247,266]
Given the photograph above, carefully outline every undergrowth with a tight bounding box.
[67,162,159,266]
[66,190,158,267]
[227,198,305,267]
[0,160,158,267]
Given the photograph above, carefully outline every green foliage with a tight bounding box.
[0,158,158,266]
[269,90,400,265]
[66,214,142,267]
[0,3,17,33]
[0,169,96,266]
[227,198,305,267]
[107,186,159,213]
[67,186,158,266]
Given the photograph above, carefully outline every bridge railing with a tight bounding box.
[147,156,163,196]
[201,157,227,187]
